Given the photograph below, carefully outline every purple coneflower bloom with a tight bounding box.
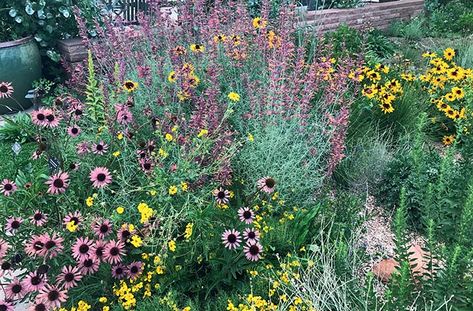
[38,233,64,259]
[31,110,48,126]
[139,158,154,173]
[243,241,263,261]
[36,284,68,309]
[111,264,127,279]
[243,228,260,243]
[71,237,93,261]
[28,301,48,311]
[25,235,45,257]
[238,207,255,224]
[68,162,80,171]
[5,216,23,234]
[76,141,90,155]
[30,210,48,226]
[23,272,47,293]
[78,257,100,275]
[213,187,230,204]
[67,125,81,137]
[45,171,70,195]
[103,239,125,265]
[0,300,13,311]
[117,109,133,125]
[44,110,62,128]
[92,219,113,239]
[127,261,143,280]
[0,239,10,259]
[1,179,17,196]
[56,266,83,289]
[32,149,44,160]
[257,176,276,193]
[5,278,27,300]
[92,141,108,155]
[63,211,83,228]
[221,229,242,250]
[90,240,106,262]
[68,102,84,121]
[0,261,12,277]
[89,167,113,188]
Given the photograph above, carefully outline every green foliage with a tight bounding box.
[428,0,473,35]
[85,50,106,127]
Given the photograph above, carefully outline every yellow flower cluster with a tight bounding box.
[137,202,154,224]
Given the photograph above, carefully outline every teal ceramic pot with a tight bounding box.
[0,36,41,115]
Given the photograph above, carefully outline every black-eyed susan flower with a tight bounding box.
[167,71,177,83]
[252,17,267,29]
[362,85,378,99]
[230,35,241,46]
[379,102,394,114]
[228,92,240,102]
[123,80,138,93]
[367,70,381,82]
[437,100,449,112]
[445,92,456,102]
[190,44,205,53]
[442,134,455,146]
[213,34,226,43]
[422,51,437,58]
[445,107,456,119]
[451,87,465,99]
[375,63,390,74]
[443,48,455,61]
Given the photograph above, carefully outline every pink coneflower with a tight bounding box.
[67,125,81,137]
[5,217,23,234]
[0,239,10,259]
[32,149,44,160]
[23,272,47,292]
[45,171,70,195]
[25,235,45,257]
[213,187,230,204]
[90,240,106,261]
[139,158,154,173]
[31,110,48,126]
[30,210,48,226]
[44,111,62,128]
[36,284,68,309]
[89,167,112,188]
[0,261,12,276]
[39,233,64,259]
[56,266,83,289]
[0,82,14,99]
[28,301,49,311]
[76,141,89,155]
[243,228,260,243]
[5,278,27,300]
[92,219,113,239]
[103,239,125,264]
[117,109,133,124]
[127,261,143,280]
[1,179,17,196]
[221,229,242,250]
[92,141,108,155]
[238,207,255,224]
[78,257,100,275]
[68,102,84,121]
[71,237,93,261]
[68,162,80,171]
[63,211,83,228]
[111,264,127,279]
[243,241,263,261]
[0,300,13,311]
[257,177,276,194]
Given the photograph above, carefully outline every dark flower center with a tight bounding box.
[217,191,226,199]
[97,173,106,182]
[31,276,41,285]
[69,163,77,170]
[115,267,123,274]
[83,259,93,267]
[75,109,82,116]
[121,230,131,240]
[11,220,20,229]
[70,217,79,225]
[53,179,64,188]
[0,305,7,311]
[64,272,75,282]
[12,284,22,293]
[144,163,151,170]
[1,262,11,270]
[383,103,390,109]
[96,144,103,151]
[243,211,252,219]
[95,247,104,257]
[47,290,59,301]
[79,244,89,254]
[3,183,12,191]
[130,266,139,274]
[34,213,43,221]
[0,85,8,93]
[37,264,49,274]
[265,178,275,188]
[249,245,260,255]
[125,82,134,89]
[71,128,79,134]
[46,115,55,122]
[248,231,256,239]
[228,234,237,243]
[35,303,46,311]
[110,247,119,256]
[37,113,45,121]
[100,224,109,233]
[45,240,56,249]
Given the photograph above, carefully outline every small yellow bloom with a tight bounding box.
[168,185,178,196]
[99,297,108,304]
[116,206,124,214]
[213,34,226,43]
[183,307,191,311]
[180,181,188,192]
[168,240,176,252]
[117,132,124,140]
[184,223,193,240]
[228,92,240,102]
[197,129,208,138]
[247,133,254,142]
[442,134,455,146]
[123,80,138,92]
[444,47,455,61]
[168,71,177,83]
[149,190,157,196]
[66,221,78,232]
[103,307,110,311]
[190,44,205,53]
[113,151,120,157]
[86,197,94,207]
[130,235,143,248]
[252,17,267,29]
[165,133,173,142]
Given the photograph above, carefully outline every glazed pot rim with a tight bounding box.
[0,36,34,49]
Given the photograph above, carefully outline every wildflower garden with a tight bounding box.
[0,0,473,310]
